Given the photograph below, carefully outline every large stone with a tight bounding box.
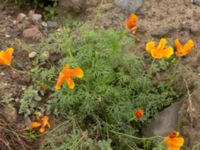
[28,10,42,22]
[47,21,58,29]
[142,101,183,136]
[114,0,144,12]
[192,0,200,6]
[22,26,44,42]
[16,13,26,23]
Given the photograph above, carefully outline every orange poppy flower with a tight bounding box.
[31,114,50,133]
[0,48,14,66]
[55,64,84,90]
[146,38,174,59]
[175,39,194,57]
[164,131,184,150]
[39,116,51,133]
[31,122,42,128]
[125,13,138,34]
[134,108,144,120]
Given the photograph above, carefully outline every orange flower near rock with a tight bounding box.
[175,39,194,57]
[125,13,138,34]
[0,48,14,66]
[55,64,84,90]
[164,131,184,150]
[134,108,144,120]
[31,114,50,133]
[146,38,174,59]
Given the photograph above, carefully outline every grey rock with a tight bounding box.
[142,101,183,136]
[29,51,37,58]
[192,0,200,6]
[17,13,26,23]
[190,24,200,35]
[47,21,58,28]
[41,21,48,27]
[8,29,20,37]
[28,10,35,17]
[31,14,42,22]
[114,0,144,12]
[28,10,42,22]
[34,95,42,101]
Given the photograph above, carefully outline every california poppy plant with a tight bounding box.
[0,48,14,66]
[175,39,194,57]
[31,114,50,133]
[55,64,84,90]
[164,131,184,150]
[134,108,144,120]
[146,38,174,59]
[125,13,138,34]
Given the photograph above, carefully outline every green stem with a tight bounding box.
[167,57,180,88]
[71,136,84,150]
[148,59,155,79]
[110,130,163,141]
[10,66,26,74]
[67,48,74,58]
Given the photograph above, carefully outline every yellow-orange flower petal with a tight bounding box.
[39,127,45,133]
[162,47,174,58]
[41,116,50,128]
[164,131,184,150]
[71,67,84,78]
[151,48,163,59]
[134,108,144,120]
[157,38,167,50]
[55,64,84,90]
[31,122,42,128]
[175,39,194,57]
[0,48,14,66]
[145,39,174,59]
[146,42,155,53]
[125,13,138,34]
[55,73,65,90]
[174,39,182,50]
[65,77,75,89]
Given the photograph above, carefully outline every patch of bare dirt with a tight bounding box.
[0,4,35,150]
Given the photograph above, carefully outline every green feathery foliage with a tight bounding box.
[25,25,183,149]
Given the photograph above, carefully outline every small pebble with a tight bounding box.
[29,51,37,58]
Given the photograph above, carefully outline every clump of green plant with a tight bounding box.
[2,93,14,107]
[43,2,58,20]
[19,86,42,116]
[25,25,183,149]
